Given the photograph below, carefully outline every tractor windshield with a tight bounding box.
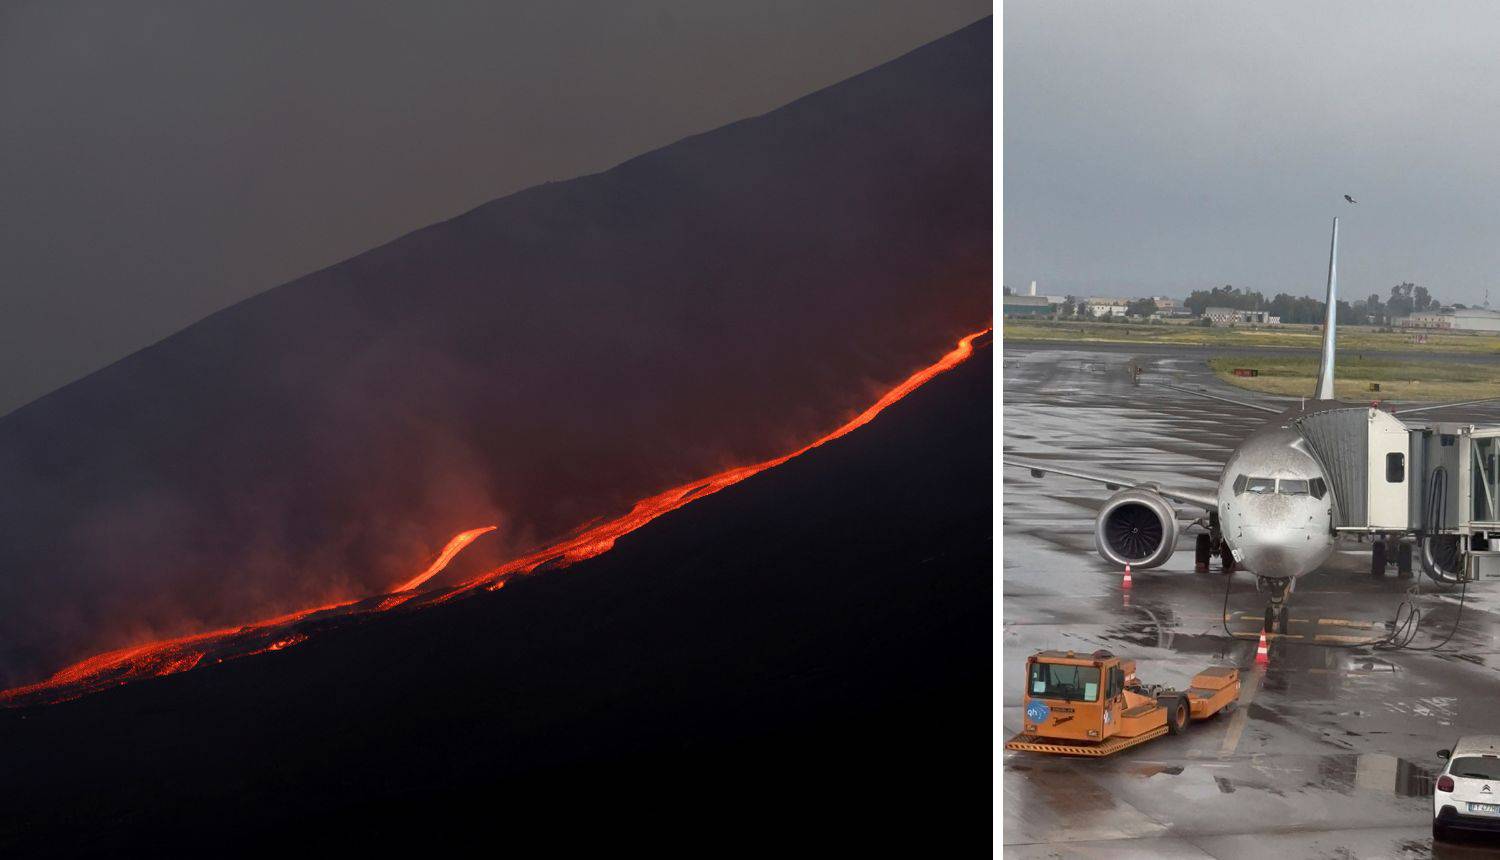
[1028,661,1101,702]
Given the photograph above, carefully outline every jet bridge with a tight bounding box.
[1293,406,1500,581]
[1291,405,1412,532]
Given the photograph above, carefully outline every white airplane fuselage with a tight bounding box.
[1215,413,1337,582]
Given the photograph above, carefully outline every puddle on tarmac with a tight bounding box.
[1312,753,1436,798]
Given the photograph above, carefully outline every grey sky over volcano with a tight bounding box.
[0,0,987,417]
[1005,0,1500,305]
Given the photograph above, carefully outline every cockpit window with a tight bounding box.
[1309,478,1327,500]
[1278,479,1309,496]
[1244,477,1276,495]
[1233,474,1247,494]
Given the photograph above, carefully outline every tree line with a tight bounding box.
[1178,282,1447,325]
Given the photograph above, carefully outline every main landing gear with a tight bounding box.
[1259,576,1293,635]
[1196,513,1234,574]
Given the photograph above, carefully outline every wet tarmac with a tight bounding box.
[1002,343,1500,859]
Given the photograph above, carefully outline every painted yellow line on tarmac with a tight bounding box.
[1227,612,1317,624]
[1316,618,1382,629]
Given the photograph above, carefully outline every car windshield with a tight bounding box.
[1028,662,1100,702]
[1279,479,1309,496]
[1244,477,1276,494]
[1451,756,1500,781]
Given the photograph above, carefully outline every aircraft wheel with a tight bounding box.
[1161,695,1188,735]
[1397,542,1413,578]
[1371,540,1387,577]
[1264,605,1275,633]
[1195,534,1212,571]
[1277,606,1290,635]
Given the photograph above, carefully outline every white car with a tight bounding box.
[1434,735,1500,842]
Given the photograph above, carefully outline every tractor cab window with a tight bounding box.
[1240,477,1276,495]
[1028,661,1101,702]
[1278,479,1309,496]
[1105,666,1124,700]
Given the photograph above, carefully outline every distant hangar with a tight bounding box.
[1402,308,1500,332]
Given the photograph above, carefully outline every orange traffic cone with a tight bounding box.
[1122,564,1133,588]
[1255,629,1270,665]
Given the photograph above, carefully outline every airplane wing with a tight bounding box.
[1391,397,1500,416]
[1007,458,1219,510]
[1155,382,1283,415]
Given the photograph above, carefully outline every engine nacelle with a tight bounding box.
[1095,488,1179,569]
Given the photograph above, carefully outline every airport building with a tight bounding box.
[1203,307,1280,326]
[1152,296,1192,317]
[1002,295,1055,317]
[1400,308,1500,332]
[1085,298,1129,318]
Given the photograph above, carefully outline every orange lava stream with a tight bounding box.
[0,327,988,707]
[0,603,352,706]
[456,327,990,592]
[395,526,500,592]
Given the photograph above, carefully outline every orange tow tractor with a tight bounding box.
[1005,649,1241,757]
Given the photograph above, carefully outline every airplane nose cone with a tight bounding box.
[1233,529,1332,577]
[1238,544,1292,575]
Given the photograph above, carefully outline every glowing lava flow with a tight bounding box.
[453,327,991,593]
[395,526,500,592]
[0,328,988,707]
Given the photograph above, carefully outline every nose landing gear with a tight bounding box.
[1258,576,1293,635]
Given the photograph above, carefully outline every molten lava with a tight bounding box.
[0,328,988,707]
[395,526,500,593]
[456,328,990,593]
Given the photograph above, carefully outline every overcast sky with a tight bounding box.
[1005,1,1500,305]
[0,1,987,417]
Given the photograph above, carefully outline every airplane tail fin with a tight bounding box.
[1314,217,1339,400]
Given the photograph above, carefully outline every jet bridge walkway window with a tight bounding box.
[1386,452,1406,483]
[1473,437,1500,523]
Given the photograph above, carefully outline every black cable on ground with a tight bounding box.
[1217,486,1471,655]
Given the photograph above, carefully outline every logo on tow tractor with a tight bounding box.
[1025,700,1051,723]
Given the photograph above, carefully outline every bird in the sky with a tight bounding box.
[1344,194,1358,204]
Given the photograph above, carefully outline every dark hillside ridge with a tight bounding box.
[0,343,993,856]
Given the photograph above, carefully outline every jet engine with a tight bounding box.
[1095,488,1179,569]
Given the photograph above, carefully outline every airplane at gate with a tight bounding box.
[1010,218,1500,631]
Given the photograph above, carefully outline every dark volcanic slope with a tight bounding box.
[0,342,991,856]
[0,20,990,685]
